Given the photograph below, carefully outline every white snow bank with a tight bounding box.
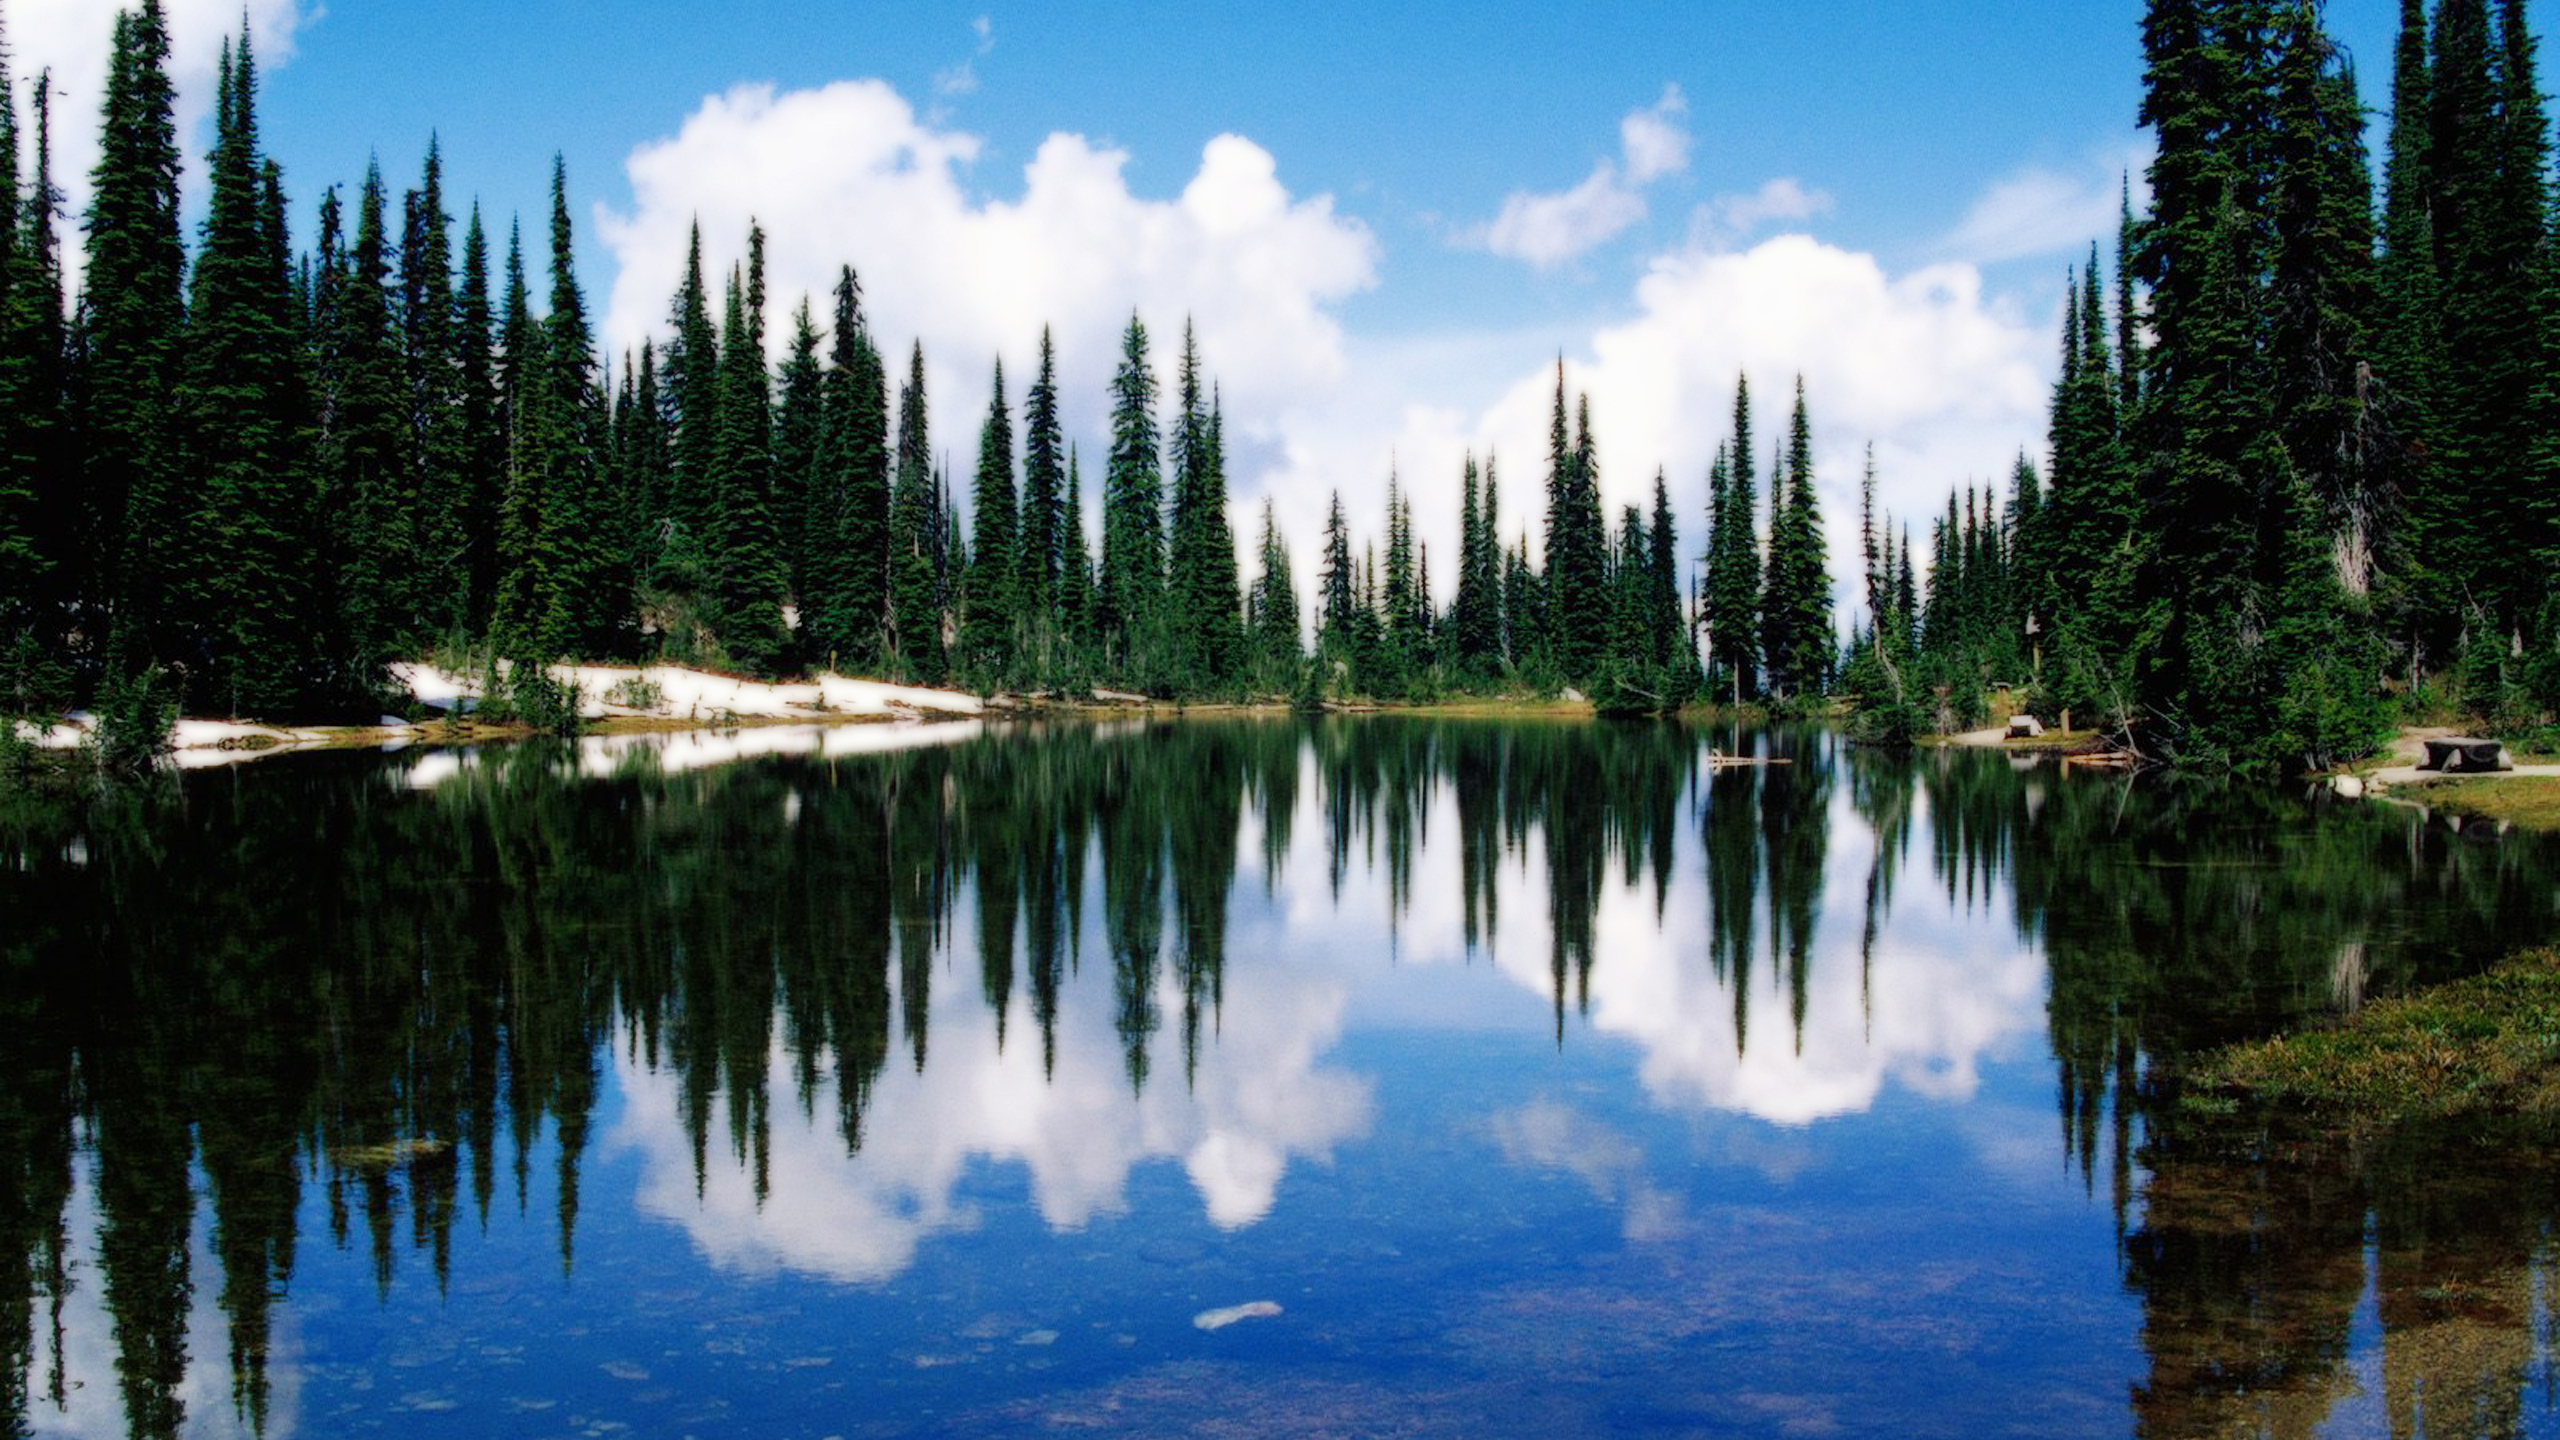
[387,661,983,721]
[398,719,984,791]
[4,664,980,773]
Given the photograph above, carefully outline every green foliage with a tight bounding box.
[89,663,174,773]
[887,343,944,684]
[1542,373,1610,684]
[1097,315,1163,673]
[600,674,662,712]
[1758,380,1832,700]
[1163,322,1244,695]
[508,661,585,737]
[959,358,1018,685]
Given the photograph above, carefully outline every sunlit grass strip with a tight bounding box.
[2191,948,2560,1123]
[2409,776,2560,832]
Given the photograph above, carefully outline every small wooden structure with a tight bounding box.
[2005,714,2045,740]
[2419,736,2510,773]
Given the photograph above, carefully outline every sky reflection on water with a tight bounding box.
[6,719,2559,1438]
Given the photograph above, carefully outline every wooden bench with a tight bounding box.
[2420,736,2511,773]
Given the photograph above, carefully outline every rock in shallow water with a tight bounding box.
[1193,1300,1283,1331]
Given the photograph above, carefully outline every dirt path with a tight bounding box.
[2368,727,2560,788]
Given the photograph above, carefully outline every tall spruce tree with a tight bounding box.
[1704,375,1763,701]
[490,223,547,653]
[888,342,943,681]
[1058,445,1094,648]
[321,162,409,678]
[532,158,622,659]
[85,0,186,675]
[1317,489,1356,665]
[184,33,316,712]
[1758,380,1832,699]
[455,207,502,631]
[400,139,470,641]
[1543,369,1610,682]
[1646,468,1687,684]
[1164,324,1242,691]
[1016,329,1064,634]
[2376,0,2450,652]
[711,229,784,670]
[1098,315,1162,675]
[773,298,825,621]
[806,266,889,670]
[663,223,720,589]
[1245,499,1300,684]
[961,357,1018,679]
[6,70,72,654]
[1452,453,1505,675]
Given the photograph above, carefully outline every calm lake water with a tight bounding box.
[5,719,2559,1439]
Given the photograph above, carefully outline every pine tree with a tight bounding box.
[1164,323,1241,692]
[711,228,784,670]
[400,138,470,641]
[1543,369,1610,682]
[1245,499,1300,685]
[0,43,57,654]
[1381,466,1418,688]
[321,162,409,679]
[888,342,943,681]
[1098,315,1162,674]
[85,0,186,675]
[961,357,1018,680]
[1451,453,1504,675]
[1607,504,1651,677]
[1505,532,1546,673]
[1646,468,1687,687]
[184,32,317,712]
[2376,0,2450,647]
[1759,379,1832,699]
[490,223,547,653]
[531,159,622,659]
[773,298,825,622]
[663,223,720,589]
[455,207,502,631]
[1016,329,1064,635]
[1317,489,1356,666]
[1058,445,1094,649]
[6,70,71,651]
[806,267,889,671]
[1703,374,1764,700]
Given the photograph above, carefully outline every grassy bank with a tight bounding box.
[2403,775,2560,832]
[2189,947,2560,1124]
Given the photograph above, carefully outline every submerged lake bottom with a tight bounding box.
[4,717,2558,1438]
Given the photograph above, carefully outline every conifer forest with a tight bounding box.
[18,4,2560,1437]
[0,0,2556,776]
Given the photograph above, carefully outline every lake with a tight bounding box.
[5,718,2558,1438]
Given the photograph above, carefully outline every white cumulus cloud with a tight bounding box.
[1264,234,2051,633]
[596,79,1377,495]
[1476,84,1690,269]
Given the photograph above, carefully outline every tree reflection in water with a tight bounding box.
[1,719,2556,1437]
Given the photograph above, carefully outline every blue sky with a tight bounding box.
[11,0,2550,609]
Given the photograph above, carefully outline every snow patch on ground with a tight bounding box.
[388,661,983,721]
[9,665,983,771]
